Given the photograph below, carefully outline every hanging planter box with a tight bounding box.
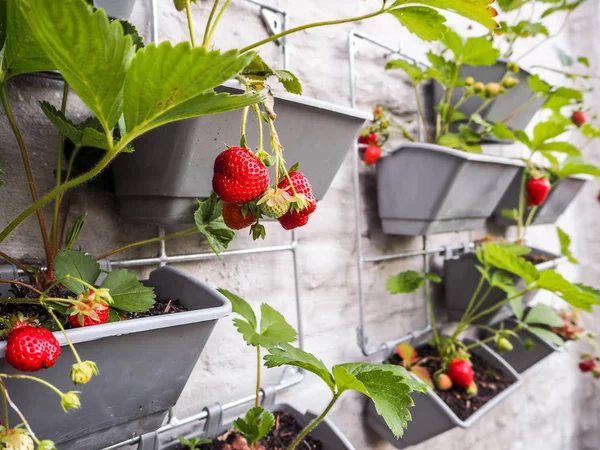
[432,60,544,137]
[162,403,356,450]
[366,338,521,448]
[96,0,137,19]
[376,143,523,235]
[113,81,370,225]
[492,172,589,227]
[444,247,565,324]
[0,265,231,450]
[479,318,562,374]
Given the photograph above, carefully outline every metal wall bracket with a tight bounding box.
[260,8,283,45]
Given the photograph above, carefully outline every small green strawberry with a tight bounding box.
[257,188,292,219]
[496,337,514,353]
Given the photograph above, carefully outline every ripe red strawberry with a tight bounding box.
[526,178,551,207]
[213,147,269,204]
[364,145,382,165]
[358,131,379,146]
[572,110,587,128]
[222,202,257,230]
[6,326,61,372]
[579,357,596,373]
[277,172,317,230]
[68,291,109,328]
[447,359,474,388]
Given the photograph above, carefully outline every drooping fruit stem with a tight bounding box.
[0,251,28,273]
[0,84,54,276]
[288,393,341,450]
[204,0,233,48]
[0,280,44,296]
[255,346,261,408]
[96,228,199,260]
[0,382,8,428]
[202,0,221,48]
[0,380,40,445]
[240,106,250,147]
[185,0,197,47]
[252,104,264,151]
[45,308,83,365]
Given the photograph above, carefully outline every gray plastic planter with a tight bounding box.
[444,247,564,324]
[161,403,356,450]
[366,338,521,448]
[0,265,231,450]
[376,143,523,235]
[113,80,370,225]
[492,172,589,227]
[480,318,562,373]
[432,60,543,136]
[96,0,137,18]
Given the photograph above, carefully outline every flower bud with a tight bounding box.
[466,382,478,396]
[373,106,384,121]
[38,440,57,450]
[485,82,503,98]
[507,62,520,73]
[473,82,485,94]
[502,76,519,89]
[95,288,113,305]
[61,391,81,412]
[496,337,514,353]
[70,360,99,385]
[464,76,475,87]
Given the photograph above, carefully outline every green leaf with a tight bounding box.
[107,308,121,323]
[528,326,565,347]
[514,130,532,147]
[528,74,551,94]
[218,288,257,329]
[532,120,568,148]
[426,51,455,87]
[554,86,583,102]
[496,0,528,11]
[100,269,155,312]
[578,56,590,68]
[194,193,236,256]
[410,366,434,388]
[536,270,600,311]
[258,304,297,347]
[537,141,580,156]
[118,19,144,50]
[491,122,516,141]
[396,343,418,367]
[440,29,463,60]
[541,0,585,18]
[437,133,462,149]
[462,36,500,66]
[391,1,499,30]
[54,250,101,295]
[482,243,540,284]
[557,227,578,264]
[264,343,336,392]
[65,212,87,250]
[386,59,425,84]
[388,7,448,42]
[334,363,427,438]
[123,42,260,136]
[232,407,274,445]
[501,208,518,220]
[554,46,573,67]
[21,0,136,132]
[558,158,600,178]
[524,304,564,327]
[274,70,302,95]
[3,0,54,77]
[510,298,524,320]
[387,271,438,294]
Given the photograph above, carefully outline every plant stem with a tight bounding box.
[0,279,43,296]
[0,251,28,273]
[252,104,264,151]
[0,380,40,444]
[517,167,528,241]
[424,276,439,345]
[240,106,250,147]
[465,335,497,351]
[413,83,431,143]
[255,346,261,408]
[205,0,233,47]
[202,0,220,48]
[453,276,486,340]
[462,286,493,328]
[45,308,83,364]
[288,393,341,450]
[524,205,538,233]
[467,288,533,325]
[500,95,539,125]
[0,84,54,275]
[240,6,389,53]
[0,374,64,398]
[516,12,572,62]
[0,298,42,305]
[531,65,600,80]
[466,99,493,126]
[0,383,8,428]
[185,0,197,47]
[0,150,119,245]
[51,82,70,256]
[96,227,199,260]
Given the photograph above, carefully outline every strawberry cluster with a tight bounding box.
[357,106,386,166]
[551,310,584,341]
[212,147,317,232]
[579,353,600,379]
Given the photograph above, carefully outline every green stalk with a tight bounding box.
[500,95,539,125]
[96,228,199,260]
[0,84,54,274]
[51,82,70,256]
[240,106,250,147]
[467,288,533,326]
[46,308,83,364]
[0,149,119,245]
[0,251,28,273]
[0,279,43,296]
[463,286,493,325]
[202,0,220,47]
[465,335,497,351]
[252,104,264,151]
[185,0,197,47]
[413,83,431,143]
[466,99,493,126]
[0,298,42,305]
[255,346,261,408]
[524,205,538,232]
[288,393,341,450]
[204,0,233,47]
[240,6,390,53]
[424,276,439,346]
[0,380,40,444]
[0,374,64,399]
[517,166,528,242]
[0,383,8,428]
[452,276,486,340]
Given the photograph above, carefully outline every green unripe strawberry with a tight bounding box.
[260,201,289,219]
[474,82,485,94]
[502,76,519,89]
[496,337,514,353]
[507,62,519,73]
[173,0,186,10]
[464,76,475,87]
[466,382,478,397]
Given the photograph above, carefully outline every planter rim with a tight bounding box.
[404,337,521,429]
[221,79,372,121]
[383,143,526,167]
[0,266,232,350]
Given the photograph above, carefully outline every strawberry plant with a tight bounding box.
[0,0,501,444]
[186,289,428,449]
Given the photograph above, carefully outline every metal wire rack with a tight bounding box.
[347,30,475,357]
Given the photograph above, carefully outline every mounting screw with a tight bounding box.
[260,8,283,46]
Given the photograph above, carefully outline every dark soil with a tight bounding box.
[176,412,323,450]
[388,344,515,421]
[0,279,188,339]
